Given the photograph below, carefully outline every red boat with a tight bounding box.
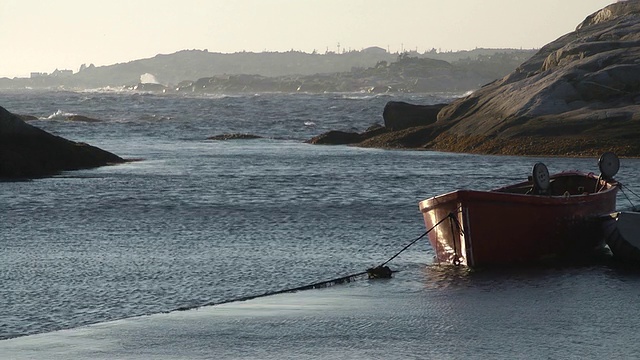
[418,153,620,267]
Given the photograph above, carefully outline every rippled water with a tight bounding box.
[2,90,640,358]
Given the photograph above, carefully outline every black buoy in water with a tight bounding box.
[367,265,393,279]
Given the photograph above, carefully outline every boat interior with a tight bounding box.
[496,155,620,196]
[497,174,608,196]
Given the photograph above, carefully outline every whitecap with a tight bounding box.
[80,86,129,94]
[43,109,77,120]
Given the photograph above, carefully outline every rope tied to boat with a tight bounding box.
[619,182,640,211]
[170,212,454,313]
[377,213,452,268]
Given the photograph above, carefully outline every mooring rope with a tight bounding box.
[619,182,640,211]
[169,213,453,313]
[171,270,369,311]
[378,214,452,267]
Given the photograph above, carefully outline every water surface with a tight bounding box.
[2,90,640,358]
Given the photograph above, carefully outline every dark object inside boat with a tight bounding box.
[502,152,621,197]
[501,170,608,197]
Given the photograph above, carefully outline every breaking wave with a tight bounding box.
[43,109,78,120]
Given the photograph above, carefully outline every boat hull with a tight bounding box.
[419,173,618,267]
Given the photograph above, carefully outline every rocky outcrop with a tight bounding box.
[425,1,640,156]
[306,130,367,145]
[383,101,447,131]
[127,82,169,92]
[17,114,38,121]
[67,115,101,123]
[0,106,126,179]
[207,133,263,140]
[306,124,388,145]
[310,2,640,157]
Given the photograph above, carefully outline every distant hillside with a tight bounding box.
[0,48,536,91]
[168,51,535,94]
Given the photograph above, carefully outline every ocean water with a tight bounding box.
[2,90,640,359]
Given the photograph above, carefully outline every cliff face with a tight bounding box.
[427,1,640,156]
[0,106,126,179]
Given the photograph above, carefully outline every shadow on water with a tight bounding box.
[417,263,584,292]
[419,249,640,291]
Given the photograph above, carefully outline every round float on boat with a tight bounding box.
[599,152,620,179]
[532,162,550,193]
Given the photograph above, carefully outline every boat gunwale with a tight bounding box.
[418,171,618,213]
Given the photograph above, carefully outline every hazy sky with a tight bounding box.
[0,0,614,78]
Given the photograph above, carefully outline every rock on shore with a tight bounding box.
[0,105,126,179]
[207,133,263,140]
[382,102,447,131]
[309,1,640,157]
[427,0,640,156]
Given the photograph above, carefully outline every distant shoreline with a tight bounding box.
[0,48,535,94]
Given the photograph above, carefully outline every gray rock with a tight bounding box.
[304,1,640,156]
[67,115,101,123]
[306,130,363,145]
[130,83,168,92]
[207,133,263,140]
[429,1,640,156]
[17,114,38,121]
[382,101,447,131]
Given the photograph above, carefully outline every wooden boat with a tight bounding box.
[418,153,620,267]
[602,211,640,263]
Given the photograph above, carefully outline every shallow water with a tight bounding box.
[1,90,640,358]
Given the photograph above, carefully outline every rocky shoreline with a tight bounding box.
[308,101,640,157]
[310,2,640,158]
[308,103,640,158]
